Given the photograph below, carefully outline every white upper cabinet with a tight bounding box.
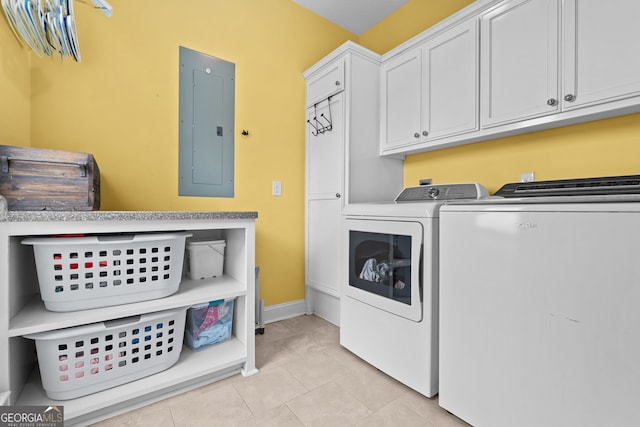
[481,0,640,128]
[480,0,559,128]
[380,48,422,151]
[562,0,640,111]
[422,19,479,141]
[377,0,640,155]
[381,19,479,153]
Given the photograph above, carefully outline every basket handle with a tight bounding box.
[97,232,193,243]
[104,315,142,329]
[22,232,193,246]
[23,308,186,340]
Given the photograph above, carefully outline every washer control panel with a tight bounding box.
[395,183,488,202]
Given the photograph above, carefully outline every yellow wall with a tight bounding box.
[5,0,640,307]
[362,0,640,193]
[13,0,355,306]
[0,15,30,146]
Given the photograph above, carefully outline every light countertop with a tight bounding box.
[0,210,258,222]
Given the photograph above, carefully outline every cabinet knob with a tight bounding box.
[422,131,429,137]
[335,81,341,86]
[414,133,420,138]
[564,94,575,102]
[336,193,341,198]
[546,98,557,106]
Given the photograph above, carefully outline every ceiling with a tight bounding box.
[291,0,409,36]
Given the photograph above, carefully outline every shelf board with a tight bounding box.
[10,275,246,337]
[16,337,247,423]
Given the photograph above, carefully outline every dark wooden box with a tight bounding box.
[0,145,100,211]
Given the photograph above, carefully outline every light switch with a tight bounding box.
[272,181,282,196]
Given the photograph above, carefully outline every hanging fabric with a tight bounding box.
[0,0,112,62]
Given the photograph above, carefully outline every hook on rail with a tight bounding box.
[306,96,333,136]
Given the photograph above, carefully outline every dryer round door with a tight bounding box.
[343,218,425,322]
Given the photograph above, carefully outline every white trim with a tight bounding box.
[263,300,307,324]
[0,391,10,405]
[303,41,380,79]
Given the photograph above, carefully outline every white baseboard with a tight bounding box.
[306,287,340,326]
[262,288,341,327]
[263,299,307,324]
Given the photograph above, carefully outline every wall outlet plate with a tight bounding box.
[272,180,282,196]
[520,172,535,183]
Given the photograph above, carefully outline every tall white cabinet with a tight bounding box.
[0,211,257,426]
[304,42,403,325]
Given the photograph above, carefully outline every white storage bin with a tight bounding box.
[186,239,225,280]
[22,232,192,312]
[185,298,234,350]
[24,308,187,400]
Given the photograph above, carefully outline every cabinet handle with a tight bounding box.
[422,131,429,137]
[546,98,557,106]
[335,81,341,86]
[336,193,341,198]
[564,94,575,102]
[414,133,420,138]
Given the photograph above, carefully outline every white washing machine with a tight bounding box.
[439,175,640,427]
[340,183,488,397]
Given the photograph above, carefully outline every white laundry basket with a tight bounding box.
[24,307,187,400]
[22,232,192,312]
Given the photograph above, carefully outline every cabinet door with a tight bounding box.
[380,48,422,151]
[306,94,344,294]
[422,19,479,141]
[306,58,345,107]
[481,0,559,128]
[306,95,344,197]
[562,0,640,110]
[306,198,342,294]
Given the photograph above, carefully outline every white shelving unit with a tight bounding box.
[0,212,258,426]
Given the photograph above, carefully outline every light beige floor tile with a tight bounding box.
[284,350,353,390]
[356,399,431,427]
[233,366,308,415]
[335,363,412,411]
[88,315,472,427]
[321,344,370,373]
[286,381,371,427]
[235,404,303,427]
[393,392,472,427]
[280,324,341,355]
[255,321,297,347]
[255,338,303,372]
[129,407,175,427]
[169,383,253,427]
[279,315,332,333]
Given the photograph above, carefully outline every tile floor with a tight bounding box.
[90,315,471,426]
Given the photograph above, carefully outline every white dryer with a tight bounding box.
[341,183,487,397]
